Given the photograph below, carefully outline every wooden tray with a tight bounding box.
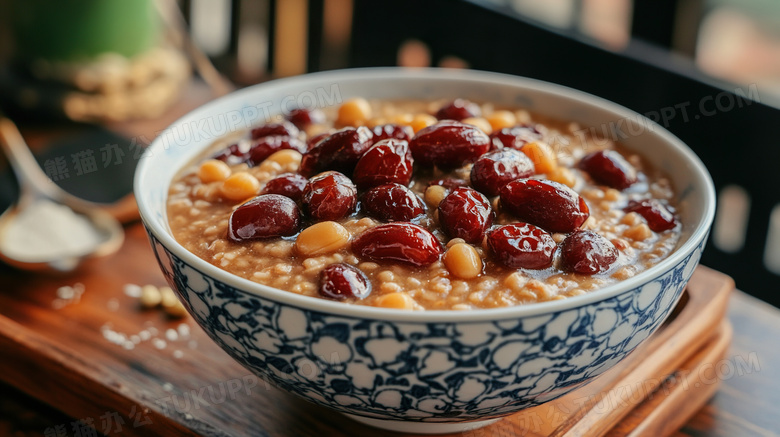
[0,224,734,437]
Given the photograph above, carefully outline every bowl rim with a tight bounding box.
[135,67,716,323]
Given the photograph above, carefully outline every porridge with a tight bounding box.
[167,98,680,310]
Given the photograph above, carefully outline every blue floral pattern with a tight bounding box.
[148,230,703,422]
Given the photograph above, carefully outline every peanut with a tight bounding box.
[220,172,261,201]
[295,221,351,256]
[424,185,447,208]
[160,286,178,308]
[337,97,372,126]
[256,159,283,175]
[443,243,483,279]
[410,114,437,133]
[139,285,162,308]
[198,159,231,183]
[366,117,388,128]
[521,142,557,174]
[461,117,493,135]
[446,238,466,248]
[486,110,517,131]
[265,149,302,169]
[389,113,414,125]
[375,292,415,309]
[548,167,576,188]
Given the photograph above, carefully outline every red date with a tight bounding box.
[362,183,426,222]
[427,178,469,190]
[578,150,638,190]
[487,223,556,269]
[306,132,330,150]
[470,149,535,196]
[228,195,301,241]
[212,143,247,165]
[302,171,357,221]
[251,121,299,140]
[352,223,442,266]
[490,125,542,150]
[559,230,618,275]
[371,124,414,144]
[262,173,308,201]
[246,136,307,167]
[438,187,493,243]
[352,139,414,189]
[624,200,677,232]
[319,263,371,300]
[298,133,332,176]
[300,127,374,176]
[299,144,323,177]
[500,179,589,233]
[435,99,481,121]
[286,108,325,130]
[410,121,491,168]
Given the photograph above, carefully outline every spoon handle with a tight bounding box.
[0,117,62,199]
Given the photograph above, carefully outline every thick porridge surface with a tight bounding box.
[167,98,680,310]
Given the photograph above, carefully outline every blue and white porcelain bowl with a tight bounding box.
[135,68,715,434]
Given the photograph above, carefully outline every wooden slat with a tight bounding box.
[273,0,308,77]
[610,321,733,436]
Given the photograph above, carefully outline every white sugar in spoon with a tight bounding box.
[0,114,123,272]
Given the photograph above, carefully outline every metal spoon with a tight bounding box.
[0,114,124,272]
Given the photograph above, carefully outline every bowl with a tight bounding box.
[134,68,715,434]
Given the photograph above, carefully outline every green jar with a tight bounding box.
[11,0,160,62]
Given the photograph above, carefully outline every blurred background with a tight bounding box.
[0,0,778,305]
